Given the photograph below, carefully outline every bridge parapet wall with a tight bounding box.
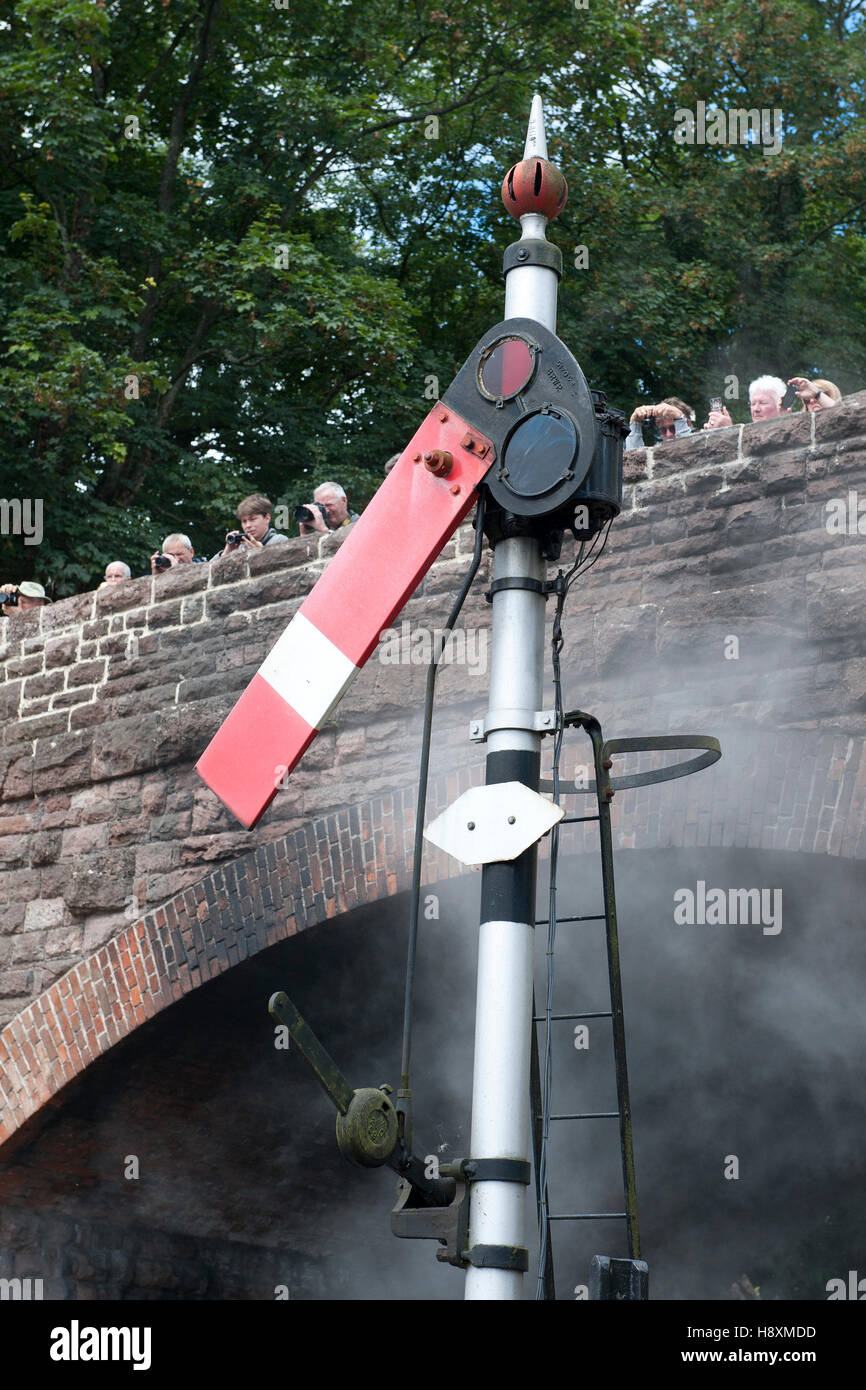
[1,393,865,1033]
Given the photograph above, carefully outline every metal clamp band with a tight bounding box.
[485,576,547,603]
[461,1158,531,1185]
[503,238,563,280]
[469,708,557,741]
[464,1244,530,1272]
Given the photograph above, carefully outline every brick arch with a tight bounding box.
[2,719,864,1153]
[0,770,470,1156]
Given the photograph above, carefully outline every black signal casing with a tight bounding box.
[442,317,623,531]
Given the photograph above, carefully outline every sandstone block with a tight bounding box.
[68,659,107,688]
[95,575,153,613]
[64,850,135,911]
[741,412,811,458]
[43,635,79,670]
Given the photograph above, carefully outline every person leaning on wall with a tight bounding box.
[704,375,787,429]
[213,493,290,559]
[98,561,132,590]
[0,580,52,616]
[150,533,201,576]
[625,397,695,450]
[297,482,360,536]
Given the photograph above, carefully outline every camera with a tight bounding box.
[2,590,18,607]
[226,530,245,546]
[294,502,329,527]
[154,555,173,571]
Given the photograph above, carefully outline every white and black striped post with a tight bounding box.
[464,95,564,1300]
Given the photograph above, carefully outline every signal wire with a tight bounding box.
[398,489,488,1150]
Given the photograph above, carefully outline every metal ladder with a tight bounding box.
[531,711,721,1300]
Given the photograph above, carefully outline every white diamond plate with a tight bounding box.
[423,782,564,866]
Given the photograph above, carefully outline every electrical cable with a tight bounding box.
[566,516,613,588]
[536,540,579,1298]
[398,489,488,1150]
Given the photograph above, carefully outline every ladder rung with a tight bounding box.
[534,914,605,925]
[550,1111,620,1120]
[549,1212,627,1221]
[533,1011,613,1022]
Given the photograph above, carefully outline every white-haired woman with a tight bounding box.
[704,375,788,429]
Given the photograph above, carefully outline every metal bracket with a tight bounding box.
[502,237,563,280]
[470,708,557,741]
[538,712,721,795]
[460,428,493,461]
[391,1157,531,1271]
[391,1173,470,1268]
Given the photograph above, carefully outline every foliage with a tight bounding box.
[1,0,864,591]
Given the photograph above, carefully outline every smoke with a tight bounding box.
[535,847,866,1300]
[519,519,866,1300]
[4,520,862,1301]
[295,514,866,1301]
[264,828,866,1301]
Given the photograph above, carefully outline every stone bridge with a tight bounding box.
[1,396,865,1299]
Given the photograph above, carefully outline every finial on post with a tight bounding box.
[501,93,568,223]
[501,94,565,331]
[523,92,549,159]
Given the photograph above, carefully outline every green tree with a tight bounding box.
[1,0,864,592]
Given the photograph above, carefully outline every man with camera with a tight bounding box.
[1,580,52,616]
[150,533,199,575]
[297,482,360,536]
[625,398,694,450]
[213,494,289,559]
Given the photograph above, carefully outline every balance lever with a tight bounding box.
[269,990,455,1205]
[269,990,396,1166]
[269,990,355,1116]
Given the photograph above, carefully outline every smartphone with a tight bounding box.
[710,397,722,414]
[781,383,798,410]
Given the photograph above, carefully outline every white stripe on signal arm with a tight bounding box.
[257,612,358,730]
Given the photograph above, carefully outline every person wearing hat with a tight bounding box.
[0,581,52,616]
